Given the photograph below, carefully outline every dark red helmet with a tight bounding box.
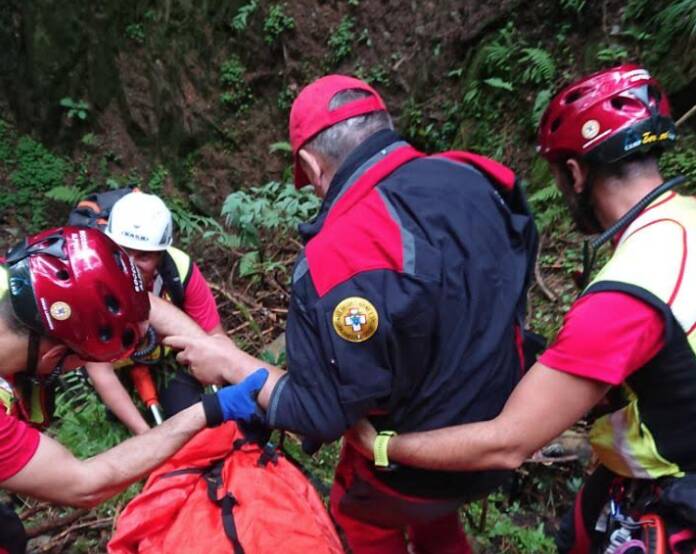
[538,64,676,164]
[5,226,150,362]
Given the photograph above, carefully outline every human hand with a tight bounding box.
[163,334,244,385]
[202,368,269,426]
[345,418,378,460]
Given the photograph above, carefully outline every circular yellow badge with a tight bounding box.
[332,297,379,343]
[49,301,72,321]
[581,119,600,140]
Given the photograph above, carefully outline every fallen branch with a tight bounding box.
[208,282,262,311]
[263,274,289,298]
[227,321,251,335]
[25,508,88,538]
[534,236,559,302]
[18,502,48,521]
[37,517,113,552]
[676,102,696,128]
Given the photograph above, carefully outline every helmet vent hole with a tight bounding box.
[99,326,113,342]
[550,117,561,132]
[611,97,629,110]
[122,328,136,348]
[56,269,70,280]
[112,251,126,272]
[105,295,121,314]
[564,90,583,104]
[648,85,661,103]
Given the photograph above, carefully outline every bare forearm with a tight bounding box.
[78,403,206,503]
[148,294,206,338]
[388,420,522,471]
[88,364,149,435]
[3,403,207,507]
[165,333,286,407]
[384,364,610,472]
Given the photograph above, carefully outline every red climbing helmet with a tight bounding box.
[5,226,150,362]
[538,64,676,163]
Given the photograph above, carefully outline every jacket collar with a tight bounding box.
[298,129,405,242]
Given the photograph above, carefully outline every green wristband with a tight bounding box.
[373,430,397,468]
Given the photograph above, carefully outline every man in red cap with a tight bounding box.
[348,65,696,552]
[166,74,538,553]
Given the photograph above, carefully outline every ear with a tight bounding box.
[565,158,590,194]
[38,342,68,373]
[298,148,323,186]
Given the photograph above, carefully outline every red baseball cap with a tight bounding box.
[289,74,387,188]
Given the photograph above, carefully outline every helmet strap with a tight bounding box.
[41,353,67,386]
[25,330,41,377]
[24,331,68,385]
[130,326,160,365]
[575,169,604,236]
[561,165,603,236]
[579,175,687,289]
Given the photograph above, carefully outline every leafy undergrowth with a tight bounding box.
[6,117,696,554]
[1,0,695,550]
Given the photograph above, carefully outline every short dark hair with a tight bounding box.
[305,89,393,169]
[589,152,660,182]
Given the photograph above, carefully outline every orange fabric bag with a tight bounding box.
[108,422,343,554]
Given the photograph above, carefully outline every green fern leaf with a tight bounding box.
[483,77,514,91]
[269,141,292,153]
[655,0,696,39]
[531,89,553,128]
[520,48,555,84]
[239,250,260,277]
[45,185,88,205]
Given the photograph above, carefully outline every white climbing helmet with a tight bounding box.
[106,192,174,251]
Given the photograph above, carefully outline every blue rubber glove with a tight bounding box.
[202,368,269,427]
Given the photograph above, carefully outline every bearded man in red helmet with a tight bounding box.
[349,65,696,552]
[0,227,268,554]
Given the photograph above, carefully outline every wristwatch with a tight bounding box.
[373,430,397,469]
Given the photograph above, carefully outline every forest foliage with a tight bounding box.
[0,0,695,551]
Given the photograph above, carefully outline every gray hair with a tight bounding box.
[304,89,393,170]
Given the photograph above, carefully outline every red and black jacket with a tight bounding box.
[267,130,538,497]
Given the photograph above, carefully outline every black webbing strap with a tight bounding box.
[257,443,279,467]
[25,331,40,377]
[232,433,278,467]
[232,438,248,451]
[220,495,244,554]
[205,461,245,554]
[158,467,207,479]
[579,175,687,289]
[157,251,186,309]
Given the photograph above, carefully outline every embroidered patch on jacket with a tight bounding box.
[332,297,379,343]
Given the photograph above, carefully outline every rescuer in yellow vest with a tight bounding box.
[86,192,223,434]
[348,65,696,552]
